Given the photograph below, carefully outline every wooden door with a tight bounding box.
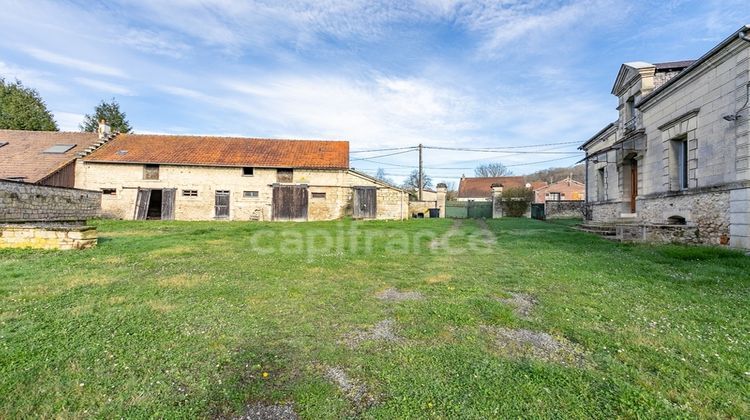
[630,161,638,213]
[215,190,230,218]
[352,187,377,219]
[134,188,151,220]
[273,185,308,221]
[161,188,176,220]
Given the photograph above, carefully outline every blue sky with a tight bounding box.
[1,0,748,185]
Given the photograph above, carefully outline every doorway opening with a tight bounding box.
[146,189,163,219]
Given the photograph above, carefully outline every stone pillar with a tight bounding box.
[436,183,447,218]
[491,185,503,218]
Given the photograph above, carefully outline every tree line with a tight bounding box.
[0,78,132,133]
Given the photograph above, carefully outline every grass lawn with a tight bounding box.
[1,218,749,418]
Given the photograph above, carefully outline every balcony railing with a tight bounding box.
[623,116,637,133]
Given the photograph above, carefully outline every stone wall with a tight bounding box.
[0,180,101,223]
[0,225,97,250]
[545,200,584,219]
[590,201,621,222]
[637,189,730,245]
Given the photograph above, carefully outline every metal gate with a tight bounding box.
[272,185,308,221]
[445,201,492,219]
[352,186,377,219]
[531,203,545,220]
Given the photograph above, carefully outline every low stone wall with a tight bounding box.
[590,201,621,222]
[545,200,584,219]
[637,190,730,246]
[0,225,97,250]
[0,180,101,223]
[409,200,439,218]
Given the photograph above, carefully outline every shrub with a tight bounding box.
[501,187,534,217]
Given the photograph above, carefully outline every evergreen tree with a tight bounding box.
[0,78,58,131]
[80,98,132,133]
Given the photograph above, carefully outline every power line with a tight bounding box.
[350,149,416,161]
[423,140,580,151]
[349,146,418,153]
[354,155,582,175]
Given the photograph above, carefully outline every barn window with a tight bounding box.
[243,191,259,198]
[242,167,254,176]
[143,164,159,180]
[277,168,293,183]
[101,188,116,195]
[311,192,326,199]
[182,189,198,197]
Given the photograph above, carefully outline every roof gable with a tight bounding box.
[84,134,350,169]
[611,62,653,95]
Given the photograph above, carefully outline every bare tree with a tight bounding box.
[475,162,512,177]
[401,170,432,191]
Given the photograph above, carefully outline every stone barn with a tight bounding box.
[74,132,408,221]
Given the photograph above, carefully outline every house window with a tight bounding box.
[678,139,689,189]
[101,188,116,196]
[597,168,605,201]
[277,168,293,183]
[242,167,254,176]
[243,191,259,198]
[311,192,326,199]
[548,192,561,201]
[143,164,159,180]
[182,190,198,197]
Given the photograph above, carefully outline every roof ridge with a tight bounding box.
[118,132,348,142]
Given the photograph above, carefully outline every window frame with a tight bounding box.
[182,189,198,197]
[242,167,254,177]
[596,168,605,201]
[242,190,259,199]
[678,139,689,190]
[311,192,326,199]
[143,164,160,180]
[277,168,293,183]
[101,188,117,196]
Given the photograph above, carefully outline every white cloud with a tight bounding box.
[74,77,135,96]
[53,111,85,132]
[0,61,67,94]
[24,47,127,78]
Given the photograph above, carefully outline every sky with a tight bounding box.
[1,0,748,185]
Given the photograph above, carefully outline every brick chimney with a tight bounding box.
[97,119,111,140]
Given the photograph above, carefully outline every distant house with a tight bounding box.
[533,177,585,203]
[580,24,750,248]
[74,129,408,221]
[457,176,546,201]
[0,130,103,187]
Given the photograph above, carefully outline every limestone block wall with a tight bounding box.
[0,225,97,250]
[0,180,101,223]
[590,202,621,223]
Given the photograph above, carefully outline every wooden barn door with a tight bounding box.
[161,188,176,220]
[215,190,230,218]
[273,185,309,221]
[134,188,151,220]
[353,187,377,219]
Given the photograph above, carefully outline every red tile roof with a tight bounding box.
[0,130,100,183]
[83,134,349,169]
[458,176,546,199]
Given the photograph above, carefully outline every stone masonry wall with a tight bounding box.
[0,226,97,250]
[590,202,621,222]
[0,180,101,223]
[545,200,584,219]
[637,190,730,246]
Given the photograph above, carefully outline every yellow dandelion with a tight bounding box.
[262,372,269,378]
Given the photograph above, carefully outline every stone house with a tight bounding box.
[74,132,409,221]
[533,177,585,203]
[0,129,106,187]
[580,25,750,248]
[457,176,546,201]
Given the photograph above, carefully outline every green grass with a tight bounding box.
[1,218,748,418]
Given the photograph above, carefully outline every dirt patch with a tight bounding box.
[425,273,452,284]
[376,288,423,302]
[482,326,586,367]
[324,366,377,410]
[475,219,496,246]
[497,292,536,318]
[234,403,298,420]
[158,273,206,288]
[344,319,402,348]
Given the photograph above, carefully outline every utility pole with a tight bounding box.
[418,143,423,201]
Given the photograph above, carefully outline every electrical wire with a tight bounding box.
[350,149,417,161]
[349,146,418,153]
